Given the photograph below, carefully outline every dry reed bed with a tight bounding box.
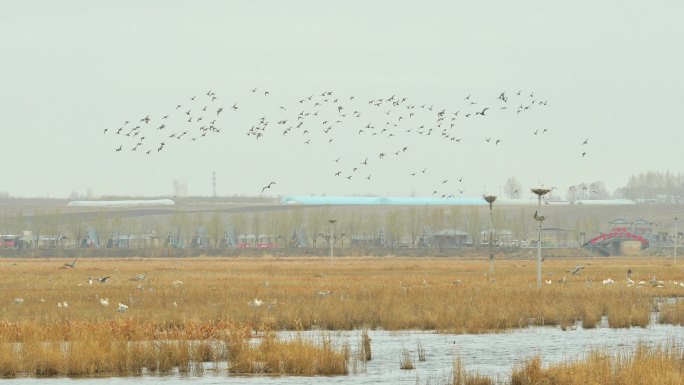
[0,321,350,377]
[449,343,684,385]
[508,343,684,385]
[0,256,681,332]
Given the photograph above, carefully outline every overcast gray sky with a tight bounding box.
[1,1,682,199]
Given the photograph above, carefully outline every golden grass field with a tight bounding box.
[2,255,684,380]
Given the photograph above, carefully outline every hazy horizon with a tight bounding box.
[2,1,683,199]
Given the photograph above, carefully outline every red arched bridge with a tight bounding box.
[583,227,650,254]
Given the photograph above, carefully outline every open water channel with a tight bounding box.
[9,320,684,384]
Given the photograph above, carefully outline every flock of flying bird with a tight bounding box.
[107,88,590,197]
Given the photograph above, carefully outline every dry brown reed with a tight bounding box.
[360,329,371,361]
[510,343,684,385]
[227,332,349,375]
[452,356,494,385]
[0,257,676,333]
[416,338,426,362]
[399,349,414,370]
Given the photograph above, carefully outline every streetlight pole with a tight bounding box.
[531,188,550,289]
[329,219,336,262]
[484,195,497,275]
[675,217,678,265]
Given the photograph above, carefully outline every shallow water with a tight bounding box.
[9,322,684,384]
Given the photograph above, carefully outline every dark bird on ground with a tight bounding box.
[261,182,276,193]
[93,276,110,283]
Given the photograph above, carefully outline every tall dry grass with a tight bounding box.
[0,257,676,333]
[510,343,684,385]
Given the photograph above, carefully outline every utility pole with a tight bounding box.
[675,217,678,264]
[531,188,551,289]
[329,219,337,262]
[484,195,497,275]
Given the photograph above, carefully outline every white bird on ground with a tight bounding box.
[249,298,263,307]
[544,279,552,285]
[117,303,128,313]
[626,278,635,287]
[602,278,614,285]
[100,298,109,306]
[558,276,567,284]
[14,298,24,305]
[172,280,183,287]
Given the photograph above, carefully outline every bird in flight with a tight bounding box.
[261,181,276,193]
[62,259,77,268]
[582,138,588,145]
[475,107,489,116]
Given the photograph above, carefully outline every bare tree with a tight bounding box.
[172,180,188,198]
[504,177,522,199]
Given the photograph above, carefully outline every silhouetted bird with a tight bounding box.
[261,181,276,193]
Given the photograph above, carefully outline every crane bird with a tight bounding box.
[567,265,584,276]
